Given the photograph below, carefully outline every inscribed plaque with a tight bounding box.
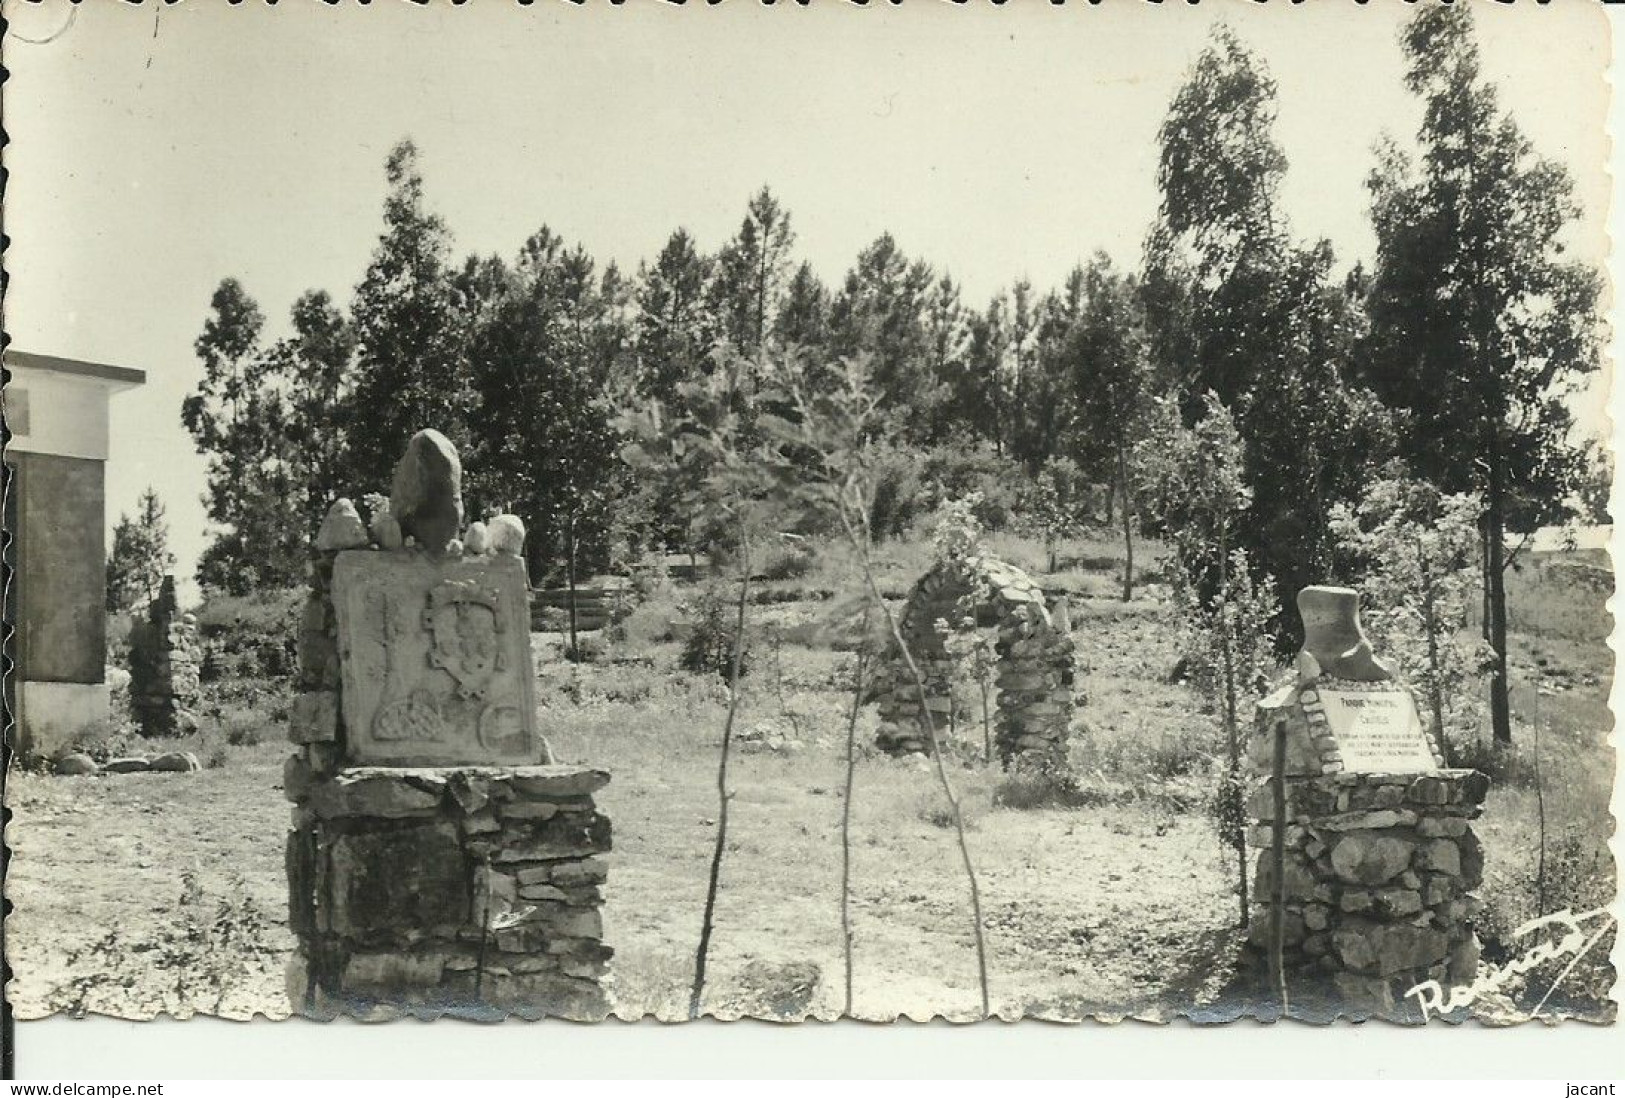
[1320,687,1437,772]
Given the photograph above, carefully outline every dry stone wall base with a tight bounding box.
[1246,722,1489,1016]
[128,575,202,737]
[874,555,1075,770]
[286,764,613,1021]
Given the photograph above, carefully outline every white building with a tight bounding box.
[7,350,146,757]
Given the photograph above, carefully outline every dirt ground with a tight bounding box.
[4,715,1241,1023]
[4,540,1613,1023]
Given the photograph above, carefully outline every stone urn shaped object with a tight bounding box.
[1294,585,1392,684]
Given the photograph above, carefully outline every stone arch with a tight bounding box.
[873,554,1076,768]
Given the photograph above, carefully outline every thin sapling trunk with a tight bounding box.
[567,512,580,660]
[839,605,871,1017]
[1118,437,1135,602]
[689,514,752,1021]
[841,507,991,1018]
[1217,521,1247,927]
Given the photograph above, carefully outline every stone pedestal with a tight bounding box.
[286,764,613,1020]
[285,432,612,1019]
[1245,587,1489,1019]
[1246,754,1489,1016]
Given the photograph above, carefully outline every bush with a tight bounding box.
[563,635,607,663]
[913,787,985,831]
[62,718,141,764]
[993,757,1084,810]
[678,582,751,680]
[758,537,818,582]
[197,588,302,681]
[225,719,266,748]
[919,443,1030,532]
[868,445,927,542]
[608,587,686,654]
[106,611,136,669]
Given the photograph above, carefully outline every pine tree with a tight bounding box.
[345,139,472,493]
[709,187,796,357]
[962,294,1010,451]
[635,229,717,405]
[106,488,176,613]
[1359,5,1602,745]
[773,261,830,351]
[466,228,623,579]
[827,234,938,442]
[1146,25,1395,635]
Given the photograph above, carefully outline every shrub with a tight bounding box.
[993,756,1083,810]
[563,635,607,663]
[225,721,266,748]
[609,587,686,653]
[919,443,1029,532]
[914,787,985,831]
[106,611,136,669]
[196,588,302,681]
[678,582,751,680]
[758,537,819,582]
[64,718,141,764]
[867,445,927,542]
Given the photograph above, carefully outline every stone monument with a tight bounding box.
[1247,585,1487,1019]
[872,554,1076,768]
[128,575,202,737]
[284,429,613,1020]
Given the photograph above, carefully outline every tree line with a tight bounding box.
[175,7,1603,749]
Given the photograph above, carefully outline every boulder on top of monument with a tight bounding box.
[317,498,370,553]
[390,429,464,555]
[486,514,526,557]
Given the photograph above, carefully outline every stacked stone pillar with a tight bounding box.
[285,429,613,1020]
[1246,587,1488,1019]
[128,575,201,736]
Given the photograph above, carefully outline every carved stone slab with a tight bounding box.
[333,551,540,766]
[1319,685,1438,773]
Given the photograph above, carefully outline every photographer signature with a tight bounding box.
[1406,906,1616,1022]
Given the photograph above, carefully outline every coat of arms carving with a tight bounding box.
[422,578,508,701]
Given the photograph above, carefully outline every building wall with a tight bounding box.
[6,353,144,757]
[6,369,114,462]
[15,450,107,685]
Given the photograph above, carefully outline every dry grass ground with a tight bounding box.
[4,531,1613,1021]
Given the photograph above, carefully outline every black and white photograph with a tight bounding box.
[2,0,1618,1047]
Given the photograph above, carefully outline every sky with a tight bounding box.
[3,0,1614,591]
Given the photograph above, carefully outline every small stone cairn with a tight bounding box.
[1247,586,1487,1019]
[285,429,613,1020]
[128,575,201,737]
[874,554,1075,768]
